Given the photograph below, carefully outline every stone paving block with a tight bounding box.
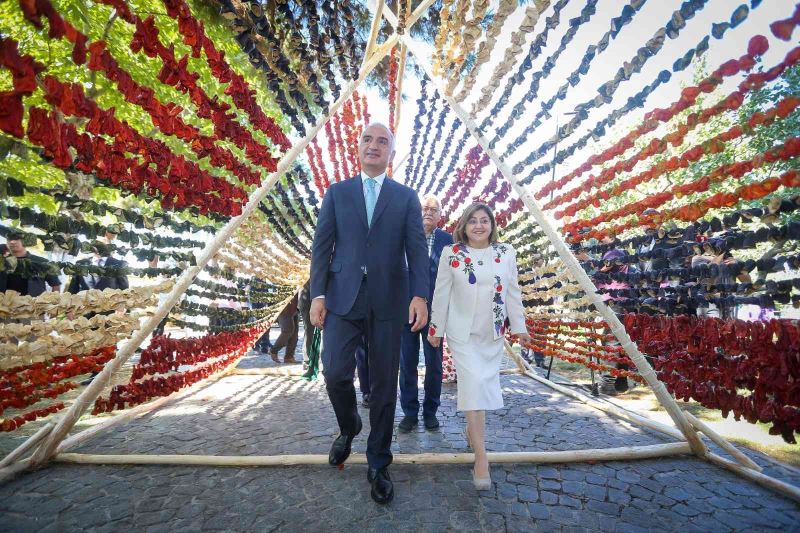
[607,487,632,506]
[584,483,608,501]
[512,484,535,503]
[506,515,537,532]
[558,494,581,509]
[540,479,562,491]
[587,500,621,516]
[528,502,550,521]
[539,490,559,505]
[537,466,561,479]
[560,480,589,496]
[662,486,690,502]
[673,504,702,517]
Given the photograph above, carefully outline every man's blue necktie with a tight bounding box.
[365,178,377,227]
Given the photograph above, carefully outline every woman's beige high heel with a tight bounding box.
[472,468,492,490]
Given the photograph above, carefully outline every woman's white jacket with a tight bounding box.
[428,242,527,343]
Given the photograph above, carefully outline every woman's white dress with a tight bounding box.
[448,256,505,411]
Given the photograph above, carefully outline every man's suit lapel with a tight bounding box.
[368,178,394,235]
[433,228,447,255]
[349,176,369,231]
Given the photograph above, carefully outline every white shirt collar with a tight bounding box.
[360,171,386,188]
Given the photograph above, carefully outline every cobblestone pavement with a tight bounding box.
[2,351,799,531]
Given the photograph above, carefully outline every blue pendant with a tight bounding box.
[468,272,477,284]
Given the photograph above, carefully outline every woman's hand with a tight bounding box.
[428,335,441,347]
[516,332,532,343]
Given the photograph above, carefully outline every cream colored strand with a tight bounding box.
[444,0,490,96]
[0,282,172,320]
[470,1,550,115]
[455,0,516,102]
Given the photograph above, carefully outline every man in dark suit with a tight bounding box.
[310,122,429,504]
[0,232,61,296]
[398,196,453,432]
[67,240,129,294]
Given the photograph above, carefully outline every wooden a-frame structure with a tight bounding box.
[2,0,799,505]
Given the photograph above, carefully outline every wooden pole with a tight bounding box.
[54,442,691,467]
[18,24,416,470]
[0,457,33,485]
[504,340,533,374]
[361,0,385,71]
[707,453,800,504]
[393,150,411,172]
[394,44,408,133]
[377,6,707,458]
[683,411,762,472]
[54,356,243,455]
[0,422,53,469]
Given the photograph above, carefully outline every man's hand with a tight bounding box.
[310,298,327,329]
[408,296,428,332]
[428,335,441,347]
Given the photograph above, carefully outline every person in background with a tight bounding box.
[594,249,634,395]
[637,208,660,273]
[248,283,273,354]
[355,340,370,407]
[68,239,128,385]
[398,195,453,432]
[1,232,61,296]
[269,291,300,364]
[68,240,129,295]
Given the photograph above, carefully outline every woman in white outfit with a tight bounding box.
[427,203,530,489]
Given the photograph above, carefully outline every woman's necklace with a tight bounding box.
[471,244,492,266]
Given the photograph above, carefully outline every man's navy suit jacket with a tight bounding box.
[310,175,429,322]
[409,228,453,307]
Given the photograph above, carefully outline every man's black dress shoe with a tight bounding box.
[361,394,371,408]
[397,416,418,432]
[369,467,393,504]
[328,415,362,466]
[423,415,440,430]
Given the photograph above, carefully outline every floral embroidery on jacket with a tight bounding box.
[448,243,477,284]
[493,275,505,335]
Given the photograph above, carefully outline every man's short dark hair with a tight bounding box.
[6,231,24,242]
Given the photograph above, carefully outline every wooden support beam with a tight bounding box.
[0,458,33,485]
[504,340,533,374]
[394,44,408,132]
[361,0,385,71]
[377,5,707,458]
[0,422,53,469]
[393,150,411,172]
[54,442,691,467]
[684,411,762,472]
[708,452,800,504]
